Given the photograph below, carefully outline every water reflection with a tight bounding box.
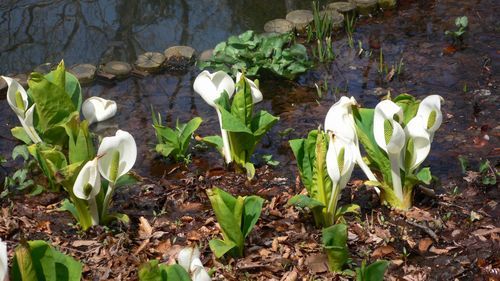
[0,0,312,74]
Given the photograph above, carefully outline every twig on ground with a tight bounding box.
[406,220,439,242]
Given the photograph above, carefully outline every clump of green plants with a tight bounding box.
[206,187,264,258]
[308,2,336,62]
[377,48,404,82]
[198,30,311,80]
[152,108,202,164]
[194,71,279,178]
[445,16,468,45]
[11,240,82,280]
[2,145,43,197]
[3,61,138,230]
[355,260,390,280]
[459,156,498,186]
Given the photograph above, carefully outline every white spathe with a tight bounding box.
[416,95,443,141]
[324,97,378,189]
[178,246,211,281]
[236,72,263,104]
[193,70,236,164]
[82,96,117,125]
[97,130,137,183]
[73,158,101,200]
[178,246,201,273]
[0,238,7,281]
[193,70,235,107]
[373,100,405,154]
[403,116,431,172]
[2,76,42,143]
[373,100,406,202]
[325,135,355,221]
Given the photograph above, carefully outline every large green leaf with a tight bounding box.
[138,261,190,281]
[28,73,76,132]
[178,117,202,153]
[356,260,389,281]
[289,138,313,191]
[393,94,420,126]
[312,131,332,220]
[201,135,224,155]
[322,224,348,272]
[209,239,237,259]
[231,75,253,126]
[11,240,82,281]
[206,188,245,257]
[11,127,32,144]
[241,195,264,238]
[44,64,82,111]
[250,110,279,138]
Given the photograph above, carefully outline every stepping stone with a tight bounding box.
[353,0,378,15]
[69,64,97,85]
[102,61,132,79]
[264,19,294,34]
[378,0,397,9]
[199,49,214,62]
[34,63,54,74]
[135,52,165,73]
[164,46,196,71]
[319,10,345,30]
[326,2,357,15]
[286,10,314,34]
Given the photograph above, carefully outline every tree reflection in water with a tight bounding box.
[0,0,310,74]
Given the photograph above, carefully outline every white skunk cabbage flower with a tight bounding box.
[326,135,355,222]
[178,246,211,281]
[415,95,443,141]
[403,116,431,172]
[97,130,137,183]
[193,70,235,107]
[193,70,235,164]
[373,100,405,201]
[236,72,263,104]
[82,96,117,125]
[73,158,101,225]
[73,158,101,200]
[3,76,42,143]
[324,97,378,188]
[0,238,7,281]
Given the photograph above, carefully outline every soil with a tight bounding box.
[0,0,498,280]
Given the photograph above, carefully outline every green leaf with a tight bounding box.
[458,155,469,174]
[241,195,264,238]
[288,194,325,210]
[44,64,82,111]
[12,145,30,161]
[218,107,253,134]
[244,162,256,180]
[156,144,176,158]
[250,111,279,138]
[231,75,254,126]
[11,127,32,144]
[11,240,82,281]
[165,264,191,281]
[200,135,224,155]
[393,94,420,125]
[289,138,313,191]
[115,173,140,188]
[206,188,245,257]
[138,260,190,281]
[356,260,389,281]
[178,117,202,154]
[209,239,237,258]
[322,224,348,272]
[335,204,361,219]
[28,71,76,132]
[416,167,432,184]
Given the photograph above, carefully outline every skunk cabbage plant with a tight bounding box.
[178,246,211,281]
[82,96,117,125]
[353,94,443,209]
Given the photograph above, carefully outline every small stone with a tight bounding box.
[319,10,345,30]
[69,64,97,85]
[326,2,357,15]
[473,89,491,97]
[264,18,294,34]
[286,10,314,34]
[199,49,214,62]
[102,61,132,79]
[353,0,378,16]
[135,52,165,73]
[164,46,196,71]
[34,62,54,74]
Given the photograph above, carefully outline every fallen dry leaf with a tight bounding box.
[418,238,433,253]
[372,245,396,258]
[305,254,329,274]
[138,216,153,239]
[428,246,457,255]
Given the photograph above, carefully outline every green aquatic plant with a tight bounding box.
[198,30,311,80]
[445,16,468,44]
[152,108,202,164]
[207,187,264,258]
[11,240,82,281]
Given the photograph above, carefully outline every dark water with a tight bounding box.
[0,0,498,183]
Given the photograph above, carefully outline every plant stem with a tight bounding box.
[101,182,115,221]
[216,109,232,164]
[88,197,99,226]
[326,183,341,225]
[389,152,403,202]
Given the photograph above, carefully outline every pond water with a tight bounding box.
[1,0,498,183]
